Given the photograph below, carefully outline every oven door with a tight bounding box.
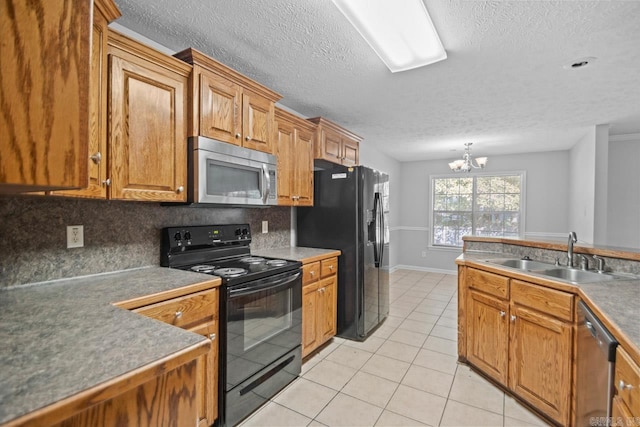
[225,270,302,390]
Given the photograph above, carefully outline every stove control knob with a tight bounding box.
[235,228,242,236]
[184,231,192,240]
[242,228,249,236]
[174,232,182,241]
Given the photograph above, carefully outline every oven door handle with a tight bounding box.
[228,271,301,298]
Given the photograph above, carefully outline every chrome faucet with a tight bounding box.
[567,231,577,267]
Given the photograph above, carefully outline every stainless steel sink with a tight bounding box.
[530,268,619,284]
[486,259,553,271]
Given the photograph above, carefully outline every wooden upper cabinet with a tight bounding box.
[108,31,191,202]
[275,108,316,206]
[308,117,362,167]
[1,0,94,192]
[53,0,121,199]
[174,48,281,154]
[199,72,242,144]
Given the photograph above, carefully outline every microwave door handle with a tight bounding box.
[262,164,270,204]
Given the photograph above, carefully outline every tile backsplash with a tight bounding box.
[0,195,291,287]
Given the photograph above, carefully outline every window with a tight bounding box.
[431,173,524,248]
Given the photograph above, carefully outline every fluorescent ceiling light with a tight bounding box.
[332,0,447,73]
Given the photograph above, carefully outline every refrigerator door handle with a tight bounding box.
[374,192,382,268]
[379,199,385,267]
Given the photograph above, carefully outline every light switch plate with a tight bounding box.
[67,225,84,248]
[262,221,268,234]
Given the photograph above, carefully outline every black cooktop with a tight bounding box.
[161,224,300,284]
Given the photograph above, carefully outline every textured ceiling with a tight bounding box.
[113,0,640,162]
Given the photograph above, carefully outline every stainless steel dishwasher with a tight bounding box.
[575,300,618,426]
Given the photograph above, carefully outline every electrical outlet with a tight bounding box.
[421,251,427,258]
[67,225,84,249]
[262,220,268,234]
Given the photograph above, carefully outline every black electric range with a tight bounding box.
[161,224,302,427]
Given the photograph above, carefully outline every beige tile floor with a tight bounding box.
[239,269,551,427]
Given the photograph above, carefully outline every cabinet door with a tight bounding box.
[199,71,242,145]
[509,304,572,426]
[1,0,91,191]
[319,276,337,341]
[466,290,509,385]
[341,137,359,166]
[53,3,111,199]
[294,127,314,206]
[109,52,187,201]
[302,282,319,357]
[242,90,274,153]
[275,120,294,205]
[191,321,218,426]
[320,129,343,164]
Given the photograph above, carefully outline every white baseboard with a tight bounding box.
[391,264,458,275]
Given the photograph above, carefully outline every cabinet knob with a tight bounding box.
[175,311,183,319]
[329,265,334,270]
[102,178,111,186]
[209,333,216,340]
[177,186,184,193]
[310,271,315,276]
[245,136,251,141]
[90,152,102,164]
[499,311,506,317]
[235,133,241,139]
[510,315,517,322]
[619,379,634,391]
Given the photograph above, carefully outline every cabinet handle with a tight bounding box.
[619,379,634,391]
[235,133,241,139]
[310,271,315,276]
[177,186,184,193]
[510,315,516,322]
[209,333,216,340]
[102,178,111,186]
[329,265,334,271]
[245,136,251,141]
[90,152,102,164]
[499,311,506,317]
[175,311,183,319]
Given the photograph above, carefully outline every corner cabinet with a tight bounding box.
[53,0,121,199]
[308,117,362,167]
[122,286,221,427]
[107,31,190,202]
[1,0,96,192]
[461,267,573,426]
[275,108,316,206]
[302,257,338,357]
[174,48,281,154]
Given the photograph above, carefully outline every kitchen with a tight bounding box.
[1,1,640,426]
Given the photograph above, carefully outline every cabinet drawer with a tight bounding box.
[467,268,509,299]
[510,280,573,321]
[616,346,640,416]
[320,257,338,278]
[303,262,320,284]
[134,288,218,329]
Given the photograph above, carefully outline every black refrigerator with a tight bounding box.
[297,165,389,341]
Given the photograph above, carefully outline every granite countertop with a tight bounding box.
[0,267,219,425]
[458,252,640,355]
[253,246,341,264]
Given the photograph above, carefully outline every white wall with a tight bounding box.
[569,129,597,243]
[594,124,609,245]
[396,151,571,273]
[607,134,640,248]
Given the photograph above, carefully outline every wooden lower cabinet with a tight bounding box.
[463,267,574,425]
[614,346,640,425]
[55,359,199,427]
[302,257,338,357]
[130,287,220,426]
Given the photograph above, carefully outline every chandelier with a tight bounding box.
[448,143,488,172]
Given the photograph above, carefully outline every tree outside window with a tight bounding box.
[432,174,523,247]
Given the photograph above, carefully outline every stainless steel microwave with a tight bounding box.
[189,136,277,206]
